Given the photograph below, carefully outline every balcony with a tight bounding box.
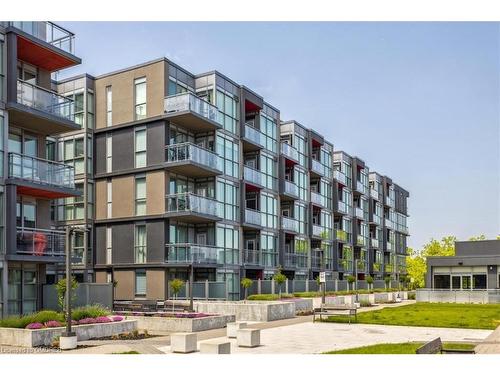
[243,165,266,189]
[356,235,367,247]
[262,251,278,268]
[355,207,365,220]
[338,258,353,273]
[372,262,382,273]
[284,253,308,269]
[165,243,220,265]
[6,21,80,71]
[8,152,77,199]
[371,238,379,248]
[165,193,221,223]
[165,143,223,177]
[311,256,322,269]
[16,227,65,259]
[356,259,367,273]
[310,191,326,208]
[282,216,299,233]
[336,229,348,243]
[370,188,379,200]
[243,249,262,266]
[242,123,265,151]
[334,170,348,186]
[385,264,394,273]
[336,200,349,215]
[281,180,299,200]
[386,241,394,251]
[310,158,325,177]
[385,195,395,208]
[371,214,382,226]
[7,80,79,134]
[243,208,263,228]
[164,92,220,132]
[281,142,299,165]
[385,218,394,229]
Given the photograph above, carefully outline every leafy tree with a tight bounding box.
[169,279,185,312]
[406,249,426,289]
[384,276,392,290]
[469,234,487,241]
[347,275,356,291]
[241,278,253,301]
[366,276,374,290]
[273,270,287,298]
[55,277,78,312]
[421,236,456,257]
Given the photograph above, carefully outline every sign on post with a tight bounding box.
[319,272,326,283]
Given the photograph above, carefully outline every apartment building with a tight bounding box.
[0,21,410,310]
[0,21,81,316]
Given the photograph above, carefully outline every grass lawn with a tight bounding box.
[112,351,140,354]
[323,342,476,354]
[325,303,500,330]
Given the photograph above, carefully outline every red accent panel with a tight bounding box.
[285,158,297,167]
[17,36,76,72]
[244,182,262,192]
[17,185,75,199]
[245,100,261,112]
[312,139,322,147]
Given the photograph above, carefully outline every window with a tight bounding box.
[260,192,278,229]
[87,90,94,129]
[135,269,146,296]
[106,86,112,126]
[106,226,112,264]
[135,176,146,215]
[72,231,85,265]
[106,180,112,218]
[216,178,239,222]
[0,38,4,102]
[260,113,278,153]
[134,77,147,120]
[216,89,239,135]
[216,134,238,178]
[59,137,85,175]
[216,224,239,265]
[0,112,4,177]
[106,133,112,173]
[59,182,84,221]
[134,225,147,264]
[135,127,146,167]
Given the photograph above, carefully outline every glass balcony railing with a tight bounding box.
[281,142,299,162]
[244,208,263,227]
[243,249,261,266]
[165,243,220,264]
[386,195,395,208]
[356,259,367,272]
[338,258,353,273]
[336,229,348,242]
[71,248,85,266]
[387,241,394,251]
[165,92,218,123]
[373,262,382,272]
[371,238,379,248]
[243,123,266,147]
[8,21,75,54]
[385,264,394,273]
[16,227,65,257]
[357,235,367,247]
[311,256,322,269]
[8,152,75,189]
[311,191,326,207]
[372,214,382,225]
[165,143,222,172]
[337,201,350,215]
[370,188,379,200]
[311,158,324,176]
[284,253,308,268]
[385,218,394,229]
[244,165,265,187]
[166,193,219,217]
[312,224,323,237]
[17,80,75,122]
[262,251,278,268]
[282,216,299,232]
[283,180,299,198]
[334,170,348,185]
[355,207,364,220]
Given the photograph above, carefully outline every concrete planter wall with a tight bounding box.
[0,320,137,348]
[194,301,295,321]
[416,290,500,304]
[129,314,235,332]
[289,298,313,313]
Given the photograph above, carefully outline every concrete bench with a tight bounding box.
[171,333,197,353]
[200,339,231,354]
[227,322,247,338]
[237,328,260,348]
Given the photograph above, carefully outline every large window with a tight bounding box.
[295,133,307,169]
[216,224,239,265]
[216,134,238,178]
[0,112,4,178]
[260,113,278,153]
[216,178,239,222]
[135,176,146,215]
[295,167,308,202]
[59,182,84,221]
[106,86,112,127]
[60,136,85,175]
[106,226,112,264]
[87,90,94,129]
[106,133,112,173]
[134,77,147,120]
[134,225,147,263]
[0,38,4,102]
[135,269,146,296]
[135,127,146,168]
[259,152,277,190]
[260,192,278,229]
[106,180,112,218]
[261,232,277,267]
[216,89,239,135]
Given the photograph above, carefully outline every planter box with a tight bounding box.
[288,298,313,313]
[130,314,235,332]
[194,301,295,322]
[358,293,375,305]
[0,320,137,348]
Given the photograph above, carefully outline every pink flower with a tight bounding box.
[112,316,124,322]
[95,316,112,323]
[78,317,97,325]
[44,320,62,328]
[71,320,79,326]
[25,322,44,330]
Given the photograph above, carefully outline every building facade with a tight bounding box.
[0,22,410,314]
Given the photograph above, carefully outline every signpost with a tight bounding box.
[319,272,326,304]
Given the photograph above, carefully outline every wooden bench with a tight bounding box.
[313,304,357,323]
[416,337,475,354]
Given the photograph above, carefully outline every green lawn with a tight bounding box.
[325,303,500,330]
[324,342,476,354]
[112,351,140,354]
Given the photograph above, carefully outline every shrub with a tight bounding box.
[71,320,79,326]
[247,293,294,301]
[25,322,44,330]
[408,291,416,300]
[78,317,97,325]
[112,316,124,322]
[72,304,111,321]
[0,310,64,329]
[55,277,78,312]
[44,320,62,328]
[359,301,372,308]
[241,278,253,300]
[95,316,112,323]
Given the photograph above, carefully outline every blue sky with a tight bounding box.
[59,22,500,250]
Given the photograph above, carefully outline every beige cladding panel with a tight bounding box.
[146,269,165,300]
[114,270,135,300]
[95,271,107,284]
[146,170,165,215]
[112,175,134,218]
[95,179,107,220]
[95,60,166,129]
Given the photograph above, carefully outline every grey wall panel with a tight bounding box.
[95,225,106,265]
[456,240,500,257]
[147,220,165,263]
[95,134,106,175]
[112,127,134,172]
[146,121,165,166]
[112,223,134,264]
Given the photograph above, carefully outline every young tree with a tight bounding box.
[169,279,185,312]
[347,275,356,291]
[366,275,374,291]
[55,277,78,312]
[384,276,392,290]
[273,270,287,298]
[241,277,253,301]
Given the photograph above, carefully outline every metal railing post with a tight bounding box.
[258,279,262,295]
[205,280,209,300]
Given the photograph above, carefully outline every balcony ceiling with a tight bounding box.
[165,112,221,133]
[16,185,77,199]
[17,35,79,72]
[7,103,80,134]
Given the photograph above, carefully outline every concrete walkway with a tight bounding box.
[475,326,500,354]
